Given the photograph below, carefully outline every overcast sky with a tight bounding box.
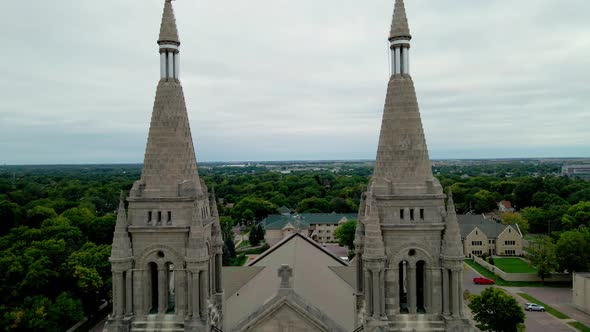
[0,0,589,164]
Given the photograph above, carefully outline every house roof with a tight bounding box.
[263,213,357,229]
[499,200,513,209]
[458,214,510,239]
[248,232,349,267]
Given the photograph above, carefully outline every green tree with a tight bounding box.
[527,235,558,283]
[520,207,547,234]
[248,223,265,247]
[555,229,590,273]
[231,197,278,222]
[472,190,499,213]
[222,237,236,266]
[25,206,57,228]
[0,200,24,235]
[65,242,111,313]
[468,287,525,332]
[334,220,357,250]
[562,201,590,229]
[298,197,331,213]
[501,212,529,234]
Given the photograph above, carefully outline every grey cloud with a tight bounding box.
[0,0,588,164]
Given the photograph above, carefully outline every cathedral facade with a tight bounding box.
[105,0,474,331]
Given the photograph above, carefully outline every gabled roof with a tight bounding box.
[248,232,349,267]
[264,216,310,230]
[231,289,347,332]
[222,266,264,300]
[329,266,356,289]
[459,222,510,239]
[263,213,357,229]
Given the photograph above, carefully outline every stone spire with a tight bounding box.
[389,0,412,41]
[442,191,464,258]
[110,192,132,258]
[373,0,436,194]
[131,0,201,199]
[158,0,180,45]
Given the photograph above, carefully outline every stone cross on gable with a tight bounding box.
[278,264,293,289]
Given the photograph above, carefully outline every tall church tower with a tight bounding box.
[355,1,473,331]
[104,1,224,331]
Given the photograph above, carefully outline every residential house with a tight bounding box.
[458,214,524,258]
[498,200,515,213]
[263,213,357,246]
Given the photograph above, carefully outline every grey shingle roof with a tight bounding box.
[457,214,508,239]
[262,213,357,230]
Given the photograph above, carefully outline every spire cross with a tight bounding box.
[278,264,293,289]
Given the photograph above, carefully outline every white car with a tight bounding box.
[525,303,546,312]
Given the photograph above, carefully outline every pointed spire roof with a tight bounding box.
[389,0,412,41]
[373,76,435,189]
[442,190,464,258]
[111,192,132,258]
[132,0,201,199]
[159,0,180,45]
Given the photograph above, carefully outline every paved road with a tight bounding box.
[464,263,573,332]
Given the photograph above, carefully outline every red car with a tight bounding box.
[473,277,495,285]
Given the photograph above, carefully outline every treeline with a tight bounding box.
[0,166,137,331]
[0,162,589,330]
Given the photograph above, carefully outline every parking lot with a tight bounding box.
[464,264,575,332]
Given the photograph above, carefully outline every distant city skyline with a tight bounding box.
[1,0,589,165]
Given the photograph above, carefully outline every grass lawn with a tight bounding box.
[237,240,251,249]
[464,259,571,288]
[569,321,590,332]
[516,293,569,319]
[493,257,537,273]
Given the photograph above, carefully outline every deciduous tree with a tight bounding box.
[468,287,525,332]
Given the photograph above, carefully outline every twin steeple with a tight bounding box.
[131,0,201,199]
[372,0,437,195]
[389,0,412,76]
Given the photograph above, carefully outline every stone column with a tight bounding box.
[372,270,380,318]
[125,270,133,315]
[116,272,125,317]
[365,269,373,316]
[356,254,363,293]
[388,267,398,315]
[111,272,118,317]
[408,265,417,314]
[380,270,386,318]
[176,269,186,316]
[160,52,166,79]
[215,253,222,293]
[425,268,432,313]
[394,47,401,74]
[200,270,207,318]
[133,269,144,315]
[192,271,200,317]
[158,267,167,314]
[458,270,465,316]
[167,51,174,80]
[442,267,451,316]
[452,270,460,317]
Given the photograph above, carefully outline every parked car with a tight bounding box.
[473,277,495,285]
[525,303,546,312]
